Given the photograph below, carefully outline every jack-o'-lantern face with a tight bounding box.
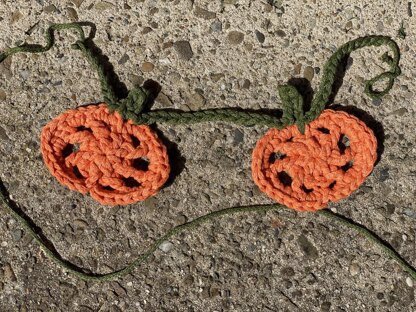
[251,110,377,211]
[41,104,170,205]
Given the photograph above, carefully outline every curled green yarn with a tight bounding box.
[304,36,401,124]
[0,22,414,282]
[0,23,85,63]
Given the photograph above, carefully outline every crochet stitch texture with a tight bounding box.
[41,104,170,205]
[252,110,377,211]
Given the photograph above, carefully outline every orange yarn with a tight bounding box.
[41,104,170,205]
[251,110,377,212]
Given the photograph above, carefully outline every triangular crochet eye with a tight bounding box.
[76,126,92,133]
[269,152,286,163]
[341,160,354,172]
[130,135,141,148]
[122,177,141,188]
[277,171,292,186]
[317,127,330,134]
[62,143,79,157]
[337,134,350,154]
[132,157,149,171]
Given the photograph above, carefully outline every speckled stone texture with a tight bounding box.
[0,0,415,311]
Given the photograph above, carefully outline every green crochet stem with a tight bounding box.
[1,23,414,282]
[0,23,85,62]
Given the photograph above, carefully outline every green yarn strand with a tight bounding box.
[278,85,306,133]
[318,210,416,280]
[0,23,85,59]
[1,179,415,282]
[72,40,119,107]
[135,109,285,128]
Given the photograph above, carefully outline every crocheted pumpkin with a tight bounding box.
[251,110,377,211]
[41,104,170,205]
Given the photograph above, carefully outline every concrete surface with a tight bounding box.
[0,0,415,311]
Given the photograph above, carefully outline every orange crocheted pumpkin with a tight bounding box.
[41,104,170,205]
[251,110,377,212]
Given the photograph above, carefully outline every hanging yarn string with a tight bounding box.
[0,23,414,282]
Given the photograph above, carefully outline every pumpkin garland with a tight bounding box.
[0,23,414,282]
